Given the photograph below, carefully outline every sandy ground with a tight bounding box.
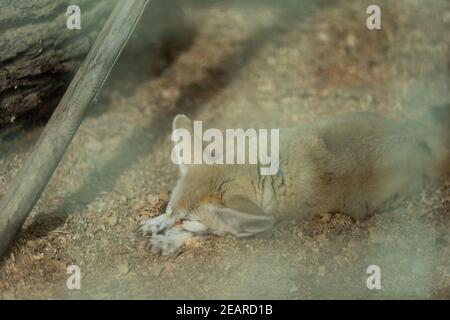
[0,0,449,299]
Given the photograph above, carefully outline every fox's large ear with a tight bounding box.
[172,114,221,175]
[209,195,275,237]
[173,114,193,133]
[172,114,201,176]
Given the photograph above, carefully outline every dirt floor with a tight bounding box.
[0,0,449,299]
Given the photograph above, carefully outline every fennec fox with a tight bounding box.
[141,105,450,255]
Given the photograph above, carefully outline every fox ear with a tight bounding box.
[172,114,202,176]
[173,114,193,133]
[209,195,275,237]
[172,114,220,175]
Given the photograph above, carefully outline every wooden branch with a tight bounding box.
[0,0,150,258]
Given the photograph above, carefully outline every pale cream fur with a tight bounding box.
[141,106,450,255]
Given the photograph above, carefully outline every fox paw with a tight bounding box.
[140,213,173,236]
[148,227,193,256]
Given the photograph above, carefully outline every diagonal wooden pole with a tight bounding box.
[0,0,150,258]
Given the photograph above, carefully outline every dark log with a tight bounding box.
[0,0,118,125]
[0,0,188,125]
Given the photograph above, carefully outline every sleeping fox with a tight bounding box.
[141,105,450,255]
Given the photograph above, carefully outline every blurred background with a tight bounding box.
[0,0,449,299]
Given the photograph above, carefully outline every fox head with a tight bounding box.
[165,114,275,237]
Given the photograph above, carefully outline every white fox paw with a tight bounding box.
[140,213,173,236]
[148,227,193,256]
